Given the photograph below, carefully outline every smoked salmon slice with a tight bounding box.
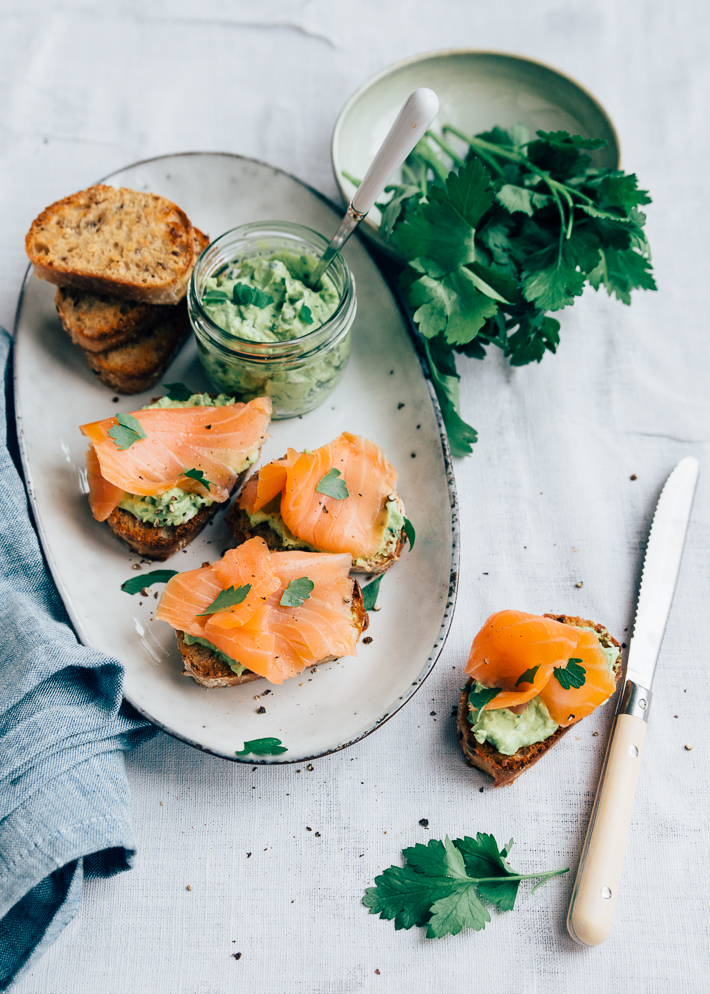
[81,396,271,520]
[239,432,399,558]
[465,610,618,724]
[466,610,579,711]
[538,628,617,726]
[156,537,363,685]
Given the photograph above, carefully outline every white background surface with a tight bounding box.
[2,2,708,992]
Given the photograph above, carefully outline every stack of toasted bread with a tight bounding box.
[25,184,207,393]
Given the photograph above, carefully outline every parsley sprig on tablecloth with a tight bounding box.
[363,832,568,938]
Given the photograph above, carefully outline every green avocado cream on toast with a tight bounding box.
[182,633,246,676]
[245,496,404,565]
[469,627,619,755]
[117,393,257,528]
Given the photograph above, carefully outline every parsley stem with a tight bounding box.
[425,130,465,167]
[469,868,569,884]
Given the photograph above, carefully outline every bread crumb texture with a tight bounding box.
[26,185,195,302]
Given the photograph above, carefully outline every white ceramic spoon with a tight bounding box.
[310,87,439,285]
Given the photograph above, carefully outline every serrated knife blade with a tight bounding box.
[625,455,699,690]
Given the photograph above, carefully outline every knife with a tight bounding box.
[567,456,699,947]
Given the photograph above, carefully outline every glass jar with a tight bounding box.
[187,222,356,419]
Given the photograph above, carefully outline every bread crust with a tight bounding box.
[26,185,197,304]
[56,288,168,352]
[84,304,190,394]
[54,229,209,354]
[106,468,248,561]
[456,615,622,787]
[226,487,407,575]
[176,580,369,687]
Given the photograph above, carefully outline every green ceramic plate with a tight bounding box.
[332,49,620,258]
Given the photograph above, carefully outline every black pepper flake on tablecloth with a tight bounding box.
[232,952,242,960]
[419,819,429,828]
[257,706,266,714]
[362,636,373,644]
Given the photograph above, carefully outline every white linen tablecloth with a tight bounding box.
[1,1,708,991]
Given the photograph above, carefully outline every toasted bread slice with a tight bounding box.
[457,615,622,787]
[55,229,209,353]
[176,581,369,687]
[56,288,169,352]
[84,303,190,394]
[26,185,196,304]
[105,468,249,561]
[226,489,407,575]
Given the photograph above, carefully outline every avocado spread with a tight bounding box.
[197,252,351,418]
[182,633,246,676]
[117,393,257,528]
[245,496,404,565]
[469,627,619,755]
[201,253,339,343]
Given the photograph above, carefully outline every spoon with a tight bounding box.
[310,87,439,287]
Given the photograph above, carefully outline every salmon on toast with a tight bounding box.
[457,610,621,787]
[156,536,368,686]
[80,392,271,559]
[227,431,409,574]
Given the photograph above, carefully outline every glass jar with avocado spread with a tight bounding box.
[188,222,356,419]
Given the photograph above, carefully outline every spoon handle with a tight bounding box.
[351,87,439,215]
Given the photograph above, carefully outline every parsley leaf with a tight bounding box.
[232,283,274,308]
[197,584,252,616]
[408,269,499,345]
[315,468,349,500]
[439,157,494,228]
[362,575,383,612]
[363,832,569,938]
[392,200,476,278]
[467,684,501,720]
[423,337,478,457]
[279,576,314,608]
[553,657,586,690]
[454,834,521,911]
[515,665,540,687]
[202,290,229,304]
[162,382,194,401]
[108,413,147,450]
[299,304,314,324]
[403,516,416,550]
[121,569,177,595]
[183,467,213,490]
[235,737,288,756]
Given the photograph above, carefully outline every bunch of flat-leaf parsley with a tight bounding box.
[363,832,568,938]
[352,124,655,456]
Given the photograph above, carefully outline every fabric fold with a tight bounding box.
[0,327,157,990]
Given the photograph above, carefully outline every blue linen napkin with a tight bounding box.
[0,327,157,990]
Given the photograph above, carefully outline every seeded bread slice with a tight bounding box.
[26,185,196,304]
[55,228,209,353]
[226,487,407,575]
[84,303,190,394]
[456,615,622,787]
[105,468,249,561]
[176,581,369,687]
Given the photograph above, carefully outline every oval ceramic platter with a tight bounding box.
[13,152,458,764]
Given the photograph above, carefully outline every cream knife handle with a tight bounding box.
[567,682,650,946]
